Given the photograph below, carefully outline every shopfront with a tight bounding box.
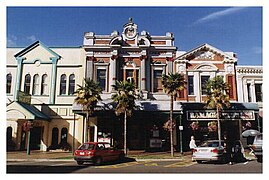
[73,100,183,151]
[181,102,260,149]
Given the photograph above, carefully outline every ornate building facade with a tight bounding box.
[6,19,262,152]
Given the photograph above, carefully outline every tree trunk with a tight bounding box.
[124,110,127,156]
[217,108,222,147]
[170,95,174,157]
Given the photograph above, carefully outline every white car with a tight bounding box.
[192,140,226,163]
[251,134,263,162]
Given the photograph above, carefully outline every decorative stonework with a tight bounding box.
[236,66,263,74]
[194,51,215,60]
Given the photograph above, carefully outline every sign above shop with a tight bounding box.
[187,110,255,121]
[17,91,31,104]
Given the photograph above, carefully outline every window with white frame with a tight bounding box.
[201,75,210,95]
[24,74,31,95]
[125,69,139,87]
[32,74,40,95]
[68,74,75,95]
[97,69,107,91]
[255,83,263,102]
[41,74,48,95]
[188,75,194,95]
[153,69,163,92]
[60,74,67,95]
[6,74,12,94]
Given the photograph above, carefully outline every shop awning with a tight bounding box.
[6,101,50,120]
[73,100,183,113]
[181,102,259,111]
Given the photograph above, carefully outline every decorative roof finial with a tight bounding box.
[129,17,133,23]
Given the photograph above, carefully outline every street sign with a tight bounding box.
[18,91,31,104]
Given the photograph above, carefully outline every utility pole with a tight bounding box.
[26,120,33,155]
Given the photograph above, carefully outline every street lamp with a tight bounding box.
[177,111,183,154]
[26,120,33,155]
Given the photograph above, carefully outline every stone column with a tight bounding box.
[243,79,248,102]
[109,55,117,92]
[140,55,147,91]
[251,80,256,102]
[194,72,200,102]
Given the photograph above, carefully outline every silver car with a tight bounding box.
[192,140,226,163]
[252,134,263,162]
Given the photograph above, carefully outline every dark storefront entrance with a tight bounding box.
[96,111,179,151]
[30,127,42,150]
[181,102,260,150]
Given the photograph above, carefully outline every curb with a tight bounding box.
[135,158,184,162]
[7,159,75,162]
[7,158,186,162]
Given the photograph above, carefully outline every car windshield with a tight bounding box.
[78,143,95,150]
[256,134,263,140]
[255,134,263,143]
[200,141,224,147]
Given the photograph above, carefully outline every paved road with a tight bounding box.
[7,159,262,173]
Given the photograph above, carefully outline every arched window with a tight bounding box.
[51,127,59,146]
[41,74,48,95]
[32,74,39,95]
[6,74,12,94]
[24,74,31,94]
[68,74,75,95]
[60,74,67,95]
[60,128,68,144]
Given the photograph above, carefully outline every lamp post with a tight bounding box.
[26,120,33,155]
[178,112,183,154]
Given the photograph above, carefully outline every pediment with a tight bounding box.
[14,41,61,63]
[176,43,237,62]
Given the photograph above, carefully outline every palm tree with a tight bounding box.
[74,78,102,142]
[162,72,185,157]
[204,75,230,147]
[111,80,136,155]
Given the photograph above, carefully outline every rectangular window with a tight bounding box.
[255,83,263,102]
[201,76,210,95]
[97,69,106,91]
[228,75,234,99]
[153,70,163,92]
[188,76,194,95]
[125,69,139,87]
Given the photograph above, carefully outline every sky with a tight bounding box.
[7,6,262,65]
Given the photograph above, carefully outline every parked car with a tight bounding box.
[192,140,226,163]
[74,142,125,165]
[251,134,263,162]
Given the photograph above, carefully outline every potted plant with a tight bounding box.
[190,121,199,131]
[208,121,217,132]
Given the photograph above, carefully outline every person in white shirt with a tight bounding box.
[189,136,197,150]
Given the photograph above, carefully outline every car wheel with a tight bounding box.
[93,157,103,165]
[118,154,125,162]
[77,161,84,165]
[196,160,203,164]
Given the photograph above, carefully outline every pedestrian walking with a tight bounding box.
[189,136,197,151]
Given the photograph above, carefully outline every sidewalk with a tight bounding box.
[6,150,191,162]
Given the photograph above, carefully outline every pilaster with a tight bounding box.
[49,57,58,104]
[14,57,24,101]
